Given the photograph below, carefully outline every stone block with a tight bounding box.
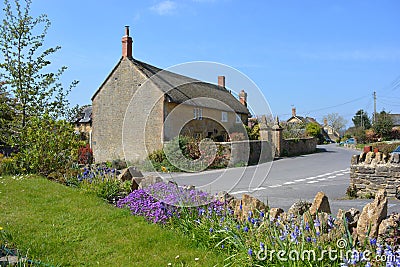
[351,155,359,165]
[309,192,331,215]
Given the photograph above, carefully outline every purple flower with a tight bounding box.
[314,219,320,227]
[209,227,213,233]
[248,248,253,256]
[369,238,377,246]
[243,226,249,233]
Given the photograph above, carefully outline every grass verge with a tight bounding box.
[0,175,225,266]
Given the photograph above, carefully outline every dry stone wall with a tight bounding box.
[281,137,317,156]
[350,151,400,198]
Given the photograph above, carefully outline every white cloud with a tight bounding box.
[150,1,177,15]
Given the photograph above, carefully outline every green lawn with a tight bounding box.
[0,175,225,266]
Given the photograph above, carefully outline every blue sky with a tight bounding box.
[27,0,400,126]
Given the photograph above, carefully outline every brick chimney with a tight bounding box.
[218,76,225,87]
[292,107,296,117]
[239,89,247,107]
[122,26,133,58]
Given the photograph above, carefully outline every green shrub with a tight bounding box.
[79,170,132,203]
[12,114,82,178]
[0,155,18,175]
[346,184,357,198]
[373,142,400,156]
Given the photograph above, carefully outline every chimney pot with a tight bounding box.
[239,89,247,107]
[218,76,225,87]
[292,107,296,117]
[125,25,130,36]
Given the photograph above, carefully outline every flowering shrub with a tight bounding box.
[78,144,93,165]
[75,166,131,203]
[117,182,223,224]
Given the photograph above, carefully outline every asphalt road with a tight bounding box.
[153,144,400,215]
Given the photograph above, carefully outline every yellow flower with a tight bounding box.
[161,166,167,173]
[0,226,3,231]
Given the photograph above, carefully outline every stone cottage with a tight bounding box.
[91,26,250,162]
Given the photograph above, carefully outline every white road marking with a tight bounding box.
[253,187,266,191]
[294,178,306,182]
[327,175,336,179]
[306,177,317,180]
[283,181,295,185]
[268,185,282,188]
[307,181,318,184]
[337,173,344,176]
[317,174,326,178]
[318,178,327,181]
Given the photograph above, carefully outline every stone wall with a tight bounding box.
[281,137,317,156]
[350,152,400,198]
[217,140,274,166]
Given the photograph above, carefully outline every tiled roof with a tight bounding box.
[130,59,250,114]
[76,106,92,123]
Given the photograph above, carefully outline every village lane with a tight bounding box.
[153,144,400,214]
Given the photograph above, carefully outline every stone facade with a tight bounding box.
[350,152,400,198]
[91,27,250,163]
[92,58,149,162]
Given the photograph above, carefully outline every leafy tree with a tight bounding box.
[352,109,371,129]
[373,111,393,140]
[323,113,347,135]
[0,81,16,144]
[305,122,321,137]
[0,0,78,130]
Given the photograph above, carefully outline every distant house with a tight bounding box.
[322,118,340,141]
[286,107,316,125]
[389,114,400,128]
[91,26,250,162]
[74,105,92,145]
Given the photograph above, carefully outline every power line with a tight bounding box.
[303,95,369,115]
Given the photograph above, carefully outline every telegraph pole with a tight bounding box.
[373,91,377,124]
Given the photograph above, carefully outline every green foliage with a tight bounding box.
[245,123,260,140]
[12,114,82,177]
[352,109,371,129]
[283,122,306,139]
[306,122,321,137]
[147,135,228,172]
[0,84,15,144]
[0,155,18,175]
[373,111,393,140]
[0,175,225,266]
[346,184,357,198]
[350,127,367,144]
[373,142,400,156]
[0,0,78,130]
[79,175,132,203]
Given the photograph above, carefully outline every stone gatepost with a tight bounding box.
[259,115,271,142]
[271,117,283,157]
